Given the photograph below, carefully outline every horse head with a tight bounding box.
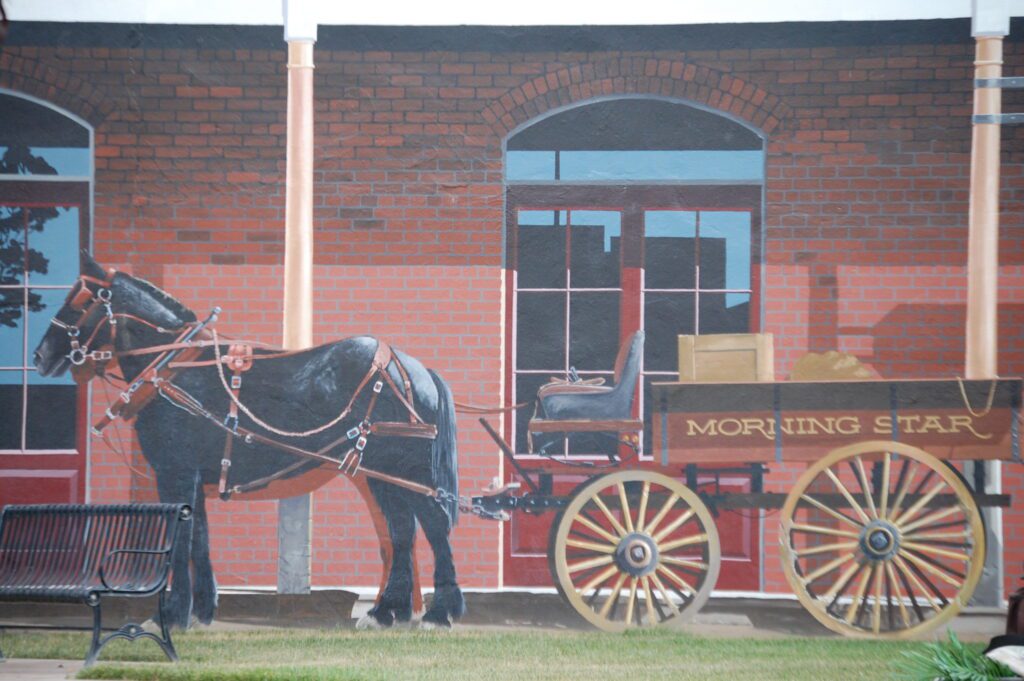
[33,253,196,381]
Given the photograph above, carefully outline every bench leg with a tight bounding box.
[83,593,179,668]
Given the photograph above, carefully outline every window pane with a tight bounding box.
[0,290,24,367]
[27,206,80,286]
[569,292,620,371]
[569,210,620,289]
[559,150,764,182]
[644,292,695,373]
[514,373,552,454]
[644,211,696,290]
[517,210,566,289]
[516,292,565,370]
[700,293,751,334]
[0,377,22,449]
[0,93,90,177]
[506,151,555,181]
[0,205,27,285]
[700,212,751,292]
[26,380,77,449]
[28,288,70,360]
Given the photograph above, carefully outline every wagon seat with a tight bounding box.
[529,331,644,453]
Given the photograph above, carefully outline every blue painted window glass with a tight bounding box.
[28,207,79,285]
[644,211,697,290]
[700,211,752,306]
[570,211,620,289]
[0,93,90,177]
[506,150,763,182]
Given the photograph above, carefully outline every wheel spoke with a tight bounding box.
[659,555,709,571]
[903,529,969,542]
[884,562,912,628]
[657,564,695,596]
[879,452,892,518]
[900,541,969,563]
[853,455,879,519]
[822,559,863,603]
[660,533,709,553]
[650,572,681,617]
[800,494,863,530]
[592,494,628,538]
[825,467,871,524]
[577,563,621,597]
[789,523,861,540]
[802,552,856,585]
[568,554,614,574]
[598,572,629,619]
[636,482,651,533]
[795,541,858,558]
[651,509,695,544]
[618,483,635,533]
[887,460,918,522]
[892,555,942,611]
[871,563,884,634]
[845,564,873,624]
[899,506,962,536]
[643,492,680,538]
[893,481,948,528]
[565,538,618,555]
[574,512,620,545]
[642,575,658,625]
[624,578,639,625]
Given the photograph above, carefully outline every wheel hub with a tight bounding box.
[859,520,900,561]
[615,533,659,577]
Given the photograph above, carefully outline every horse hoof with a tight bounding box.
[419,619,451,631]
[356,613,384,630]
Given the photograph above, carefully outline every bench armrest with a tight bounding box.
[98,547,173,593]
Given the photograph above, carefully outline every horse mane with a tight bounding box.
[115,272,197,327]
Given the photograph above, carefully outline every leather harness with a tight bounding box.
[57,274,441,502]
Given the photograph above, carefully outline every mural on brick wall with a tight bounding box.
[1,18,1023,637]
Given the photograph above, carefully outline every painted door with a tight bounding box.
[502,188,762,591]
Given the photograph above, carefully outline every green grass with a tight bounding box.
[0,627,971,681]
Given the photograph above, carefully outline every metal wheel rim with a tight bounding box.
[780,440,986,639]
[551,470,721,632]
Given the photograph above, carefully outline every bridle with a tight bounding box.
[51,272,119,377]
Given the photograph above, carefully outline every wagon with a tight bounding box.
[474,331,1020,638]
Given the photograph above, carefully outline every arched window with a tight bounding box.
[503,98,765,587]
[0,90,92,503]
[506,97,764,455]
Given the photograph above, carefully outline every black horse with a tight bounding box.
[33,255,464,630]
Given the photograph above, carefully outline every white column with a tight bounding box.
[966,0,1009,607]
[278,0,317,596]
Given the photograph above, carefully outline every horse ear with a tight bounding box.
[80,250,106,279]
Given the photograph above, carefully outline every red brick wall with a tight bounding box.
[4,24,1023,596]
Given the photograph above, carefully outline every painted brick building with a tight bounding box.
[1,18,1023,600]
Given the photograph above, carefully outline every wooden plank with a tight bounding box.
[528,419,643,433]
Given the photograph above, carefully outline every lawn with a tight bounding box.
[0,627,949,681]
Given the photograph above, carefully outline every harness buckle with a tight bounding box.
[355,436,368,452]
[373,380,384,394]
[225,413,239,433]
[67,347,87,366]
[231,375,242,391]
[346,426,361,440]
[221,458,232,468]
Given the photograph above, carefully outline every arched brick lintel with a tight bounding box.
[0,53,113,128]
[483,57,791,140]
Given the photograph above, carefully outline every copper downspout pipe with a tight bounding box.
[966,36,1003,380]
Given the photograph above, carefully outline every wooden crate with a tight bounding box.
[678,333,774,383]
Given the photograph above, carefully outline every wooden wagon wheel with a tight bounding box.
[550,470,721,632]
[781,440,986,639]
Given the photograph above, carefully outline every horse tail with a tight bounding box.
[429,369,459,525]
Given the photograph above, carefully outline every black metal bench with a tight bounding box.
[0,503,191,667]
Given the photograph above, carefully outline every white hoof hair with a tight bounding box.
[356,613,384,630]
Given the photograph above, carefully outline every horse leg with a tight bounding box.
[410,495,464,629]
[358,480,415,628]
[350,475,423,615]
[189,476,218,625]
[154,468,198,630]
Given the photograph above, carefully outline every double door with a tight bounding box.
[503,184,762,590]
